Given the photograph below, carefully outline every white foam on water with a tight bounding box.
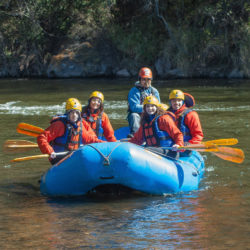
[104,100,128,109]
[197,105,250,112]
[3,165,11,169]
[0,101,127,119]
[206,165,215,172]
[0,101,64,116]
[2,100,249,119]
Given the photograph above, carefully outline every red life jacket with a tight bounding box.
[142,112,175,147]
[82,111,104,139]
[50,115,83,152]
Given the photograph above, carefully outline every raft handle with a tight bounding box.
[100,176,114,180]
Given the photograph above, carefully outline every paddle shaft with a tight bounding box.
[163,145,219,152]
[7,144,38,148]
[11,151,69,163]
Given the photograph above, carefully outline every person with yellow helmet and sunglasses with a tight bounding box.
[37,98,103,164]
[127,67,160,138]
[82,91,116,142]
[128,96,183,155]
[168,90,203,145]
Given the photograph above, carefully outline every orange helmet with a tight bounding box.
[139,67,153,79]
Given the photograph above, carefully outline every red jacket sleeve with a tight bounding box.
[81,120,104,144]
[158,115,184,146]
[102,112,116,142]
[185,111,204,144]
[128,126,144,145]
[37,121,65,155]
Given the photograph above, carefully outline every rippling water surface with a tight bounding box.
[0,78,249,249]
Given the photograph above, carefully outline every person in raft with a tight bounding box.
[81,91,116,142]
[127,67,160,138]
[37,98,103,164]
[168,89,203,145]
[128,96,184,158]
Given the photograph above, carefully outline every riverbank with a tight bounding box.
[1,1,249,79]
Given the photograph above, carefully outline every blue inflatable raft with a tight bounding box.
[40,142,205,197]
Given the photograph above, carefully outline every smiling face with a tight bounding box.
[145,104,157,115]
[171,99,184,111]
[68,110,80,123]
[90,97,101,111]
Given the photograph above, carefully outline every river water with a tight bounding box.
[0,78,249,249]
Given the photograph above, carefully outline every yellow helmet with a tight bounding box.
[65,98,82,112]
[158,103,169,111]
[89,91,104,102]
[169,89,185,100]
[143,96,159,106]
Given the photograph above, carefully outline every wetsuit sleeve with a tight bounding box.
[102,113,117,142]
[128,87,143,113]
[185,111,204,144]
[81,120,104,144]
[37,121,65,155]
[158,116,184,146]
[128,126,144,145]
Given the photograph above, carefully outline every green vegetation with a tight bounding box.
[0,0,249,77]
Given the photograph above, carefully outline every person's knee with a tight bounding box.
[129,112,140,121]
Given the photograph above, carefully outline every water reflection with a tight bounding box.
[0,78,250,248]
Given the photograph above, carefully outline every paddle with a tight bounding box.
[16,123,239,148]
[200,138,238,146]
[114,126,239,147]
[212,147,245,164]
[163,144,244,164]
[16,123,44,137]
[164,143,220,152]
[4,139,38,152]
[10,151,69,163]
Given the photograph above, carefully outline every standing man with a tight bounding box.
[127,67,160,138]
[168,90,203,145]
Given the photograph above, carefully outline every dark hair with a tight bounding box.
[83,97,104,114]
[140,106,166,125]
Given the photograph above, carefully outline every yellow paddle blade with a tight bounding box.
[212,147,245,164]
[204,138,238,146]
[212,152,244,164]
[16,123,44,137]
[16,128,41,137]
[3,140,38,153]
[4,139,37,147]
[11,154,49,162]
